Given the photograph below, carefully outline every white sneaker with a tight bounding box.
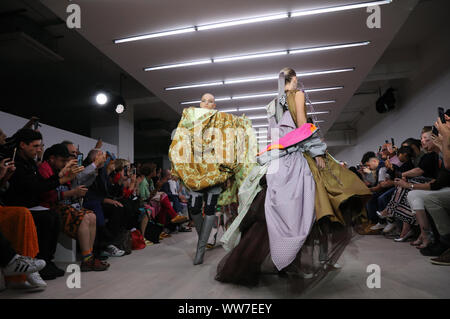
[3,255,46,276]
[26,272,47,289]
[104,245,125,257]
[370,222,386,231]
[382,221,396,233]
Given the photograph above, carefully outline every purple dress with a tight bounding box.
[264,111,316,271]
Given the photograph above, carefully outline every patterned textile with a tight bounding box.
[53,204,93,239]
[169,107,257,205]
[386,186,416,225]
[386,177,432,225]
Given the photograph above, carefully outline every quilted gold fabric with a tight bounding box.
[169,107,257,205]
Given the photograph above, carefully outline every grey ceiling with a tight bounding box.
[40,0,419,134]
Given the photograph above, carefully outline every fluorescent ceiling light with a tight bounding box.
[219,108,239,113]
[165,81,223,91]
[248,115,267,120]
[116,0,391,44]
[166,71,350,91]
[299,68,354,77]
[233,93,278,100]
[197,13,289,31]
[144,60,211,71]
[305,86,343,93]
[257,136,268,140]
[307,111,330,115]
[253,124,269,128]
[180,92,337,105]
[180,97,231,105]
[146,42,367,72]
[215,51,288,63]
[290,42,370,54]
[224,75,278,85]
[310,100,335,105]
[114,27,196,44]
[239,106,266,111]
[314,120,325,123]
[291,0,392,17]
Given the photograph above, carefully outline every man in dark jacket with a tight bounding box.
[4,129,77,280]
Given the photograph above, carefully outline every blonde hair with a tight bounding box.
[114,159,129,171]
[280,67,297,85]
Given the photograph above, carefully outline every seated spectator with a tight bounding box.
[424,111,450,265]
[401,138,424,167]
[38,144,108,272]
[83,156,127,258]
[163,174,191,233]
[377,146,415,233]
[72,148,107,189]
[360,152,379,188]
[380,127,440,242]
[3,129,78,280]
[0,157,47,289]
[0,230,46,291]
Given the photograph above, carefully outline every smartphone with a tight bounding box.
[432,125,439,136]
[438,107,446,123]
[12,147,17,162]
[132,167,137,175]
[124,166,128,176]
[77,154,83,166]
[33,121,40,130]
[391,138,395,146]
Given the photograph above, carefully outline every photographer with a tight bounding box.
[38,144,108,272]
[3,129,80,280]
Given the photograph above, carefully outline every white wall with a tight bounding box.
[331,31,450,166]
[0,110,117,157]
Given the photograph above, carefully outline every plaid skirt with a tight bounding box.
[53,204,94,239]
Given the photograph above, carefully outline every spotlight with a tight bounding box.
[114,95,126,114]
[115,104,125,114]
[95,92,108,105]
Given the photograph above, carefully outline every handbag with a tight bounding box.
[131,229,146,250]
[145,220,163,244]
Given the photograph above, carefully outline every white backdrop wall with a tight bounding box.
[331,34,450,166]
[0,110,117,157]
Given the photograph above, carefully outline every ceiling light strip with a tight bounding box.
[115,1,391,44]
[166,70,351,91]
[291,0,392,17]
[144,60,212,71]
[146,41,367,72]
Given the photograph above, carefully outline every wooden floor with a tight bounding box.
[1,232,449,299]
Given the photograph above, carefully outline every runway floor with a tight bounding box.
[1,232,449,299]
